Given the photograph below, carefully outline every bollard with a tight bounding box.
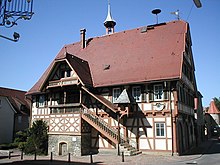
[34,152,37,160]
[50,152,53,161]
[121,151,124,162]
[21,150,23,160]
[90,152,93,163]
[8,151,11,159]
[68,153,71,163]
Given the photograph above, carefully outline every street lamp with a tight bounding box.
[0,0,33,42]
[193,0,202,8]
[0,32,20,42]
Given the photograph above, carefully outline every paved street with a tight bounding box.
[0,138,219,165]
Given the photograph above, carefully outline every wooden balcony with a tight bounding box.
[47,77,78,89]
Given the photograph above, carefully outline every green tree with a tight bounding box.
[213,97,220,111]
[24,120,48,155]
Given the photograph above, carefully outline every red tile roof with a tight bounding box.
[207,100,220,114]
[0,87,30,115]
[27,20,188,95]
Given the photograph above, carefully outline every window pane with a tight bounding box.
[155,123,165,137]
[113,88,121,102]
[132,86,141,102]
[154,85,163,100]
[39,95,45,107]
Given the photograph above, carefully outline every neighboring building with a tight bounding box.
[194,92,205,145]
[27,4,202,156]
[206,100,220,125]
[0,87,30,144]
[205,100,220,137]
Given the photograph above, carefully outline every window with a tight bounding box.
[155,123,165,137]
[132,86,141,102]
[112,88,121,103]
[18,116,22,124]
[154,84,163,100]
[39,95,45,107]
[61,70,71,78]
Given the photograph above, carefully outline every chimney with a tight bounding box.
[80,28,86,49]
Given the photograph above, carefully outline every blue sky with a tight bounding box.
[0,0,219,107]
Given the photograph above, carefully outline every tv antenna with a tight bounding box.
[152,9,161,24]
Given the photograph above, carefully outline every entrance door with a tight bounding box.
[59,142,68,155]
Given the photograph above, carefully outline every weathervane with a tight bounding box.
[171,10,180,20]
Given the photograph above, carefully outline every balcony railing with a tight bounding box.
[47,77,78,88]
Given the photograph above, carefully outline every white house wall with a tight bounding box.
[0,96,15,144]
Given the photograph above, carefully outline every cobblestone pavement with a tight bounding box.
[0,139,215,165]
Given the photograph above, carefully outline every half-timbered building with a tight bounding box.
[27,5,202,156]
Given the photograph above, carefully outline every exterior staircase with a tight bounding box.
[81,105,141,156]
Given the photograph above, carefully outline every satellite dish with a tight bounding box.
[151,9,161,24]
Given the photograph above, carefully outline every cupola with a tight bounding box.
[104,0,116,34]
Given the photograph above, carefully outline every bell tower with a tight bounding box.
[104,0,116,34]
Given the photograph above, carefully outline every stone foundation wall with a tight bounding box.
[48,133,91,156]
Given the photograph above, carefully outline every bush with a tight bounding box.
[0,143,18,150]
[24,120,48,155]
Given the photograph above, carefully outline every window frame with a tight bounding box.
[38,95,45,107]
[112,88,121,103]
[18,116,22,124]
[155,122,165,137]
[154,84,164,101]
[132,86,142,102]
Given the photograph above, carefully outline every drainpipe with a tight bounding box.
[170,82,174,156]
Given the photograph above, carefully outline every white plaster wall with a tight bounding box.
[155,139,166,150]
[140,138,150,149]
[0,96,15,143]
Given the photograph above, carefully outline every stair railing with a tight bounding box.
[81,104,138,149]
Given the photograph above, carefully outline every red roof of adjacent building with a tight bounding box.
[0,87,30,115]
[207,100,220,114]
[27,20,188,95]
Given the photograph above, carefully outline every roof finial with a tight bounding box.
[104,0,116,34]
